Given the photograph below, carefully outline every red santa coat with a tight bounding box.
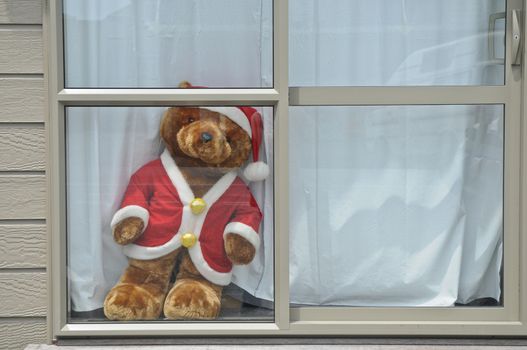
[110,149,262,286]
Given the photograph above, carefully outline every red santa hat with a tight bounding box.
[178,81,269,182]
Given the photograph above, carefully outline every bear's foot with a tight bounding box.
[163,278,221,320]
[104,283,163,320]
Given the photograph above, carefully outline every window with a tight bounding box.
[48,0,527,338]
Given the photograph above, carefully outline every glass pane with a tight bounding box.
[66,106,274,322]
[289,105,503,307]
[63,0,273,88]
[290,0,506,86]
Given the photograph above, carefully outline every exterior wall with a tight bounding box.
[0,0,47,349]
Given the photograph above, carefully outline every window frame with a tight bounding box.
[46,0,527,340]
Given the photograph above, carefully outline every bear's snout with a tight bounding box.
[176,120,232,165]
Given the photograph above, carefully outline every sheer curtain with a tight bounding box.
[289,105,503,306]
[289,0,505,86]
[65,0,504,311]
[288,0,504,306]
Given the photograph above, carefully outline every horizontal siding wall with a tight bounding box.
[0,272,47,316]
[0,0,46,349]
[0,175,46,219]
[0,125,46,170]
[0,78,45,122]
[0,0,42,24]
[0,319,47,350]
[0,223,46,268]
[0,28,43,73]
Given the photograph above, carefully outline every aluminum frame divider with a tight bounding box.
[273,0,290,331]
[289,86,509,106]
[521,0,527,334]
[57,89,280,106]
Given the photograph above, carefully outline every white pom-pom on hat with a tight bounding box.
[180,82,269,182]
[244,161,270,182]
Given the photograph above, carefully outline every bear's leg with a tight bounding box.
[163,250,223,320]
[104,249,180,320]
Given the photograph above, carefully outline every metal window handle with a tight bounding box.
[489,10,523,66]
[489,12,506,65]
[511,9,522,66]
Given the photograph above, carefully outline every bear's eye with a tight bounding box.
[187,117,195,123]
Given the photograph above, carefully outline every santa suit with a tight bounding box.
[111,149,262,286]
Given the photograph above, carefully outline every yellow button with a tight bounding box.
[190,197,207,215]
[181,232,197,248]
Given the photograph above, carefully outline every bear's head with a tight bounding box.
[160,106,252,173]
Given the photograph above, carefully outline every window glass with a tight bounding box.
[66,106,274,322]
[63,0,273,88]
[290,0,506,86]
[289,105,503,307]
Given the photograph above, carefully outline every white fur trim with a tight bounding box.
[223,222,260,250]
[111,205,149,231]
[243,161,269,182]
[122,233,182,260]
[188,242,232,285]
[201,107,252,137]
[161,149,194,204]
[202,171,237,205]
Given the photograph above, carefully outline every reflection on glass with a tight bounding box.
[289,105,503,307]
[290,0,506,86]
[63,0,273,88]
[66,106,274,322]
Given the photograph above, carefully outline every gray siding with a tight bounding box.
[0,1,42,24]
[0,78,45,122]
[0,1,47,349]
[0,224,46,268]
[0,319,47,350]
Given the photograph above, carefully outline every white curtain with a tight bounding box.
[289,0,505,86]
[65,0,505,311]
[289,105,503,306]
[63,0,273,88]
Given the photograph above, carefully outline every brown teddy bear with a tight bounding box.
[103,84,269,320]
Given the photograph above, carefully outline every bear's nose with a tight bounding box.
[200,132,213,143]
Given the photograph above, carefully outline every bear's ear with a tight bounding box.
[179,81,192,88]
[160,107,180,154]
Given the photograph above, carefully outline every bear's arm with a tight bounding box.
[110,169,153,245]
[223,187,262,265]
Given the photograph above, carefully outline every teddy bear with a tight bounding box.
[103,83,269,320]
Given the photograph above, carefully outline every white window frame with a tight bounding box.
[45,0,527,340]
